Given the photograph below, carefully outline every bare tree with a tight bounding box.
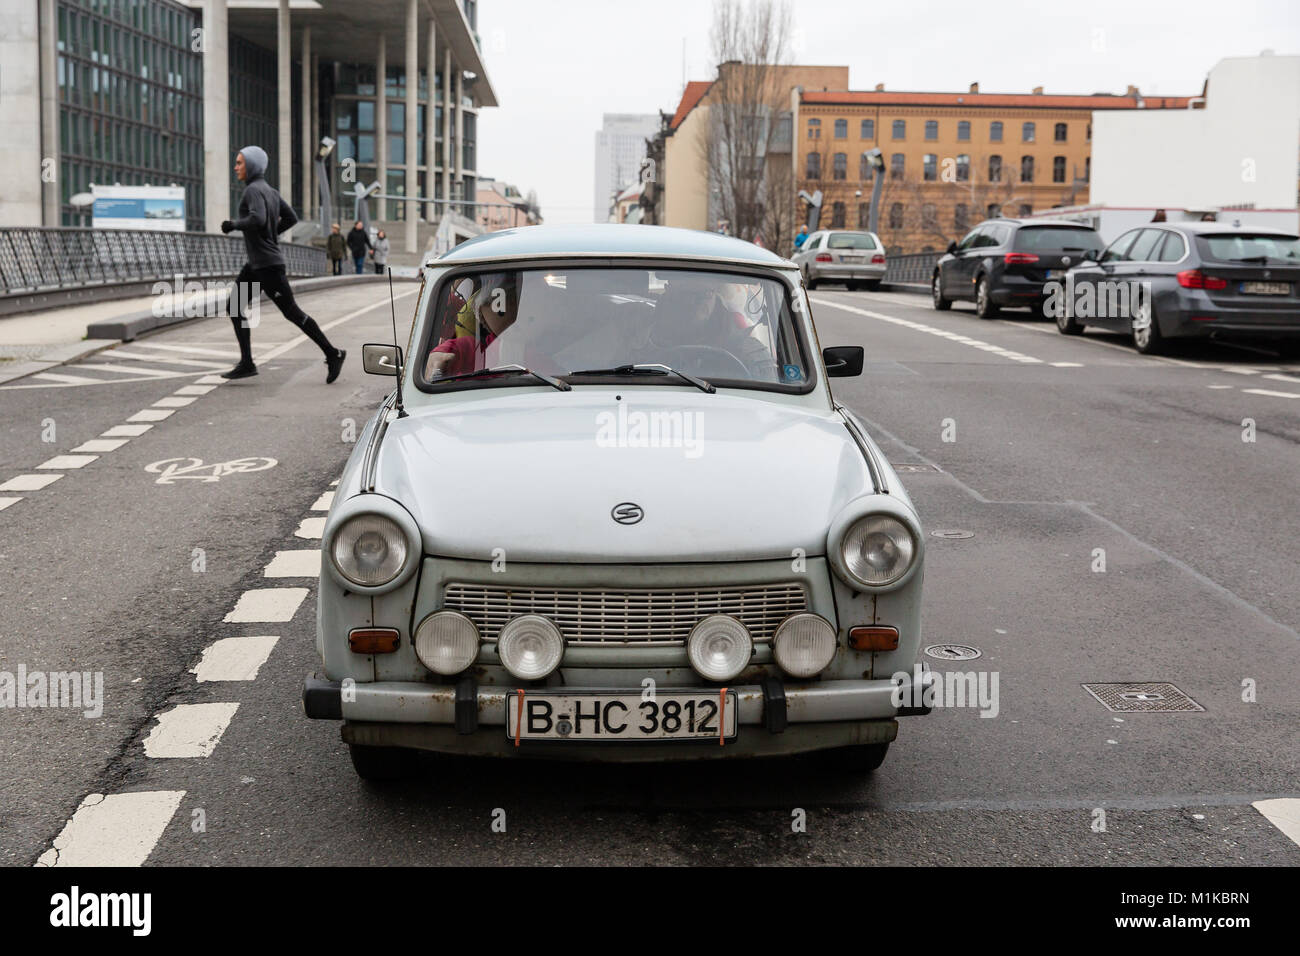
[701,0,792,242]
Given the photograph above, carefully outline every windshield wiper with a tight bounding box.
[568,363,716,394]
[434,363,571,391]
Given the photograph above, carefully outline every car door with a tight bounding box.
[945,227,984,298]
[1074,229,1140,329]
[793,233,819,276]
[1104,228,1164,330]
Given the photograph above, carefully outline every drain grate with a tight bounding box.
[925,643,982,661]
[1082,682,1204,713]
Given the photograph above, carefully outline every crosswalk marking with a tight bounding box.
[131,342,240,358]
[223,587,310,622]
[30,371,103,385]
[69,362,177,378]
[0,474,62,491]
[35,791,186,867]
[191,636,280,682]
[107,349,229,369]
[143,703,240,758]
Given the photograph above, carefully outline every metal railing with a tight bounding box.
[884,251,942,285]
[0,228,327,297]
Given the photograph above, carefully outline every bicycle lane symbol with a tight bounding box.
[145,457,278,484]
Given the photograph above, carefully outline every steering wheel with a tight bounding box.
[657,344,752,378]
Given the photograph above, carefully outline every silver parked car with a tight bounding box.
[793,230,887,290]
[303,224,933,780]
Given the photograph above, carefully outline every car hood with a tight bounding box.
[373,388,877,562]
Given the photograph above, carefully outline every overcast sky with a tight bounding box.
[476,0,1299,224]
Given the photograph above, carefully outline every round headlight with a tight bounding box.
[773,613,837,678]
[687,615,753,682]
[413,610,479,675]
[497,615,564,680]
[841,514,916,587]
[331,513,408,587]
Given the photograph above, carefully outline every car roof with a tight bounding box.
[432,224,792,267]
[982,218,1097,229]
[1156,221,1298,236]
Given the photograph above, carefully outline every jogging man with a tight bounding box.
[220,146,346,382]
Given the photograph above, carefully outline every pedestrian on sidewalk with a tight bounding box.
[326,223,346,275]
[219,146,346,383]
[370,229,390,275]
[346,220,370,274]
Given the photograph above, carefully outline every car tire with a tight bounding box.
[1132,303,1166,355]
[865,279,882,291]
[348,743,418,781]
[975,276,1000,319]
[805,274,818,290]
[931,272,951,311]
[1056,301,1084,335]
[816,742,890,773]
[847,281,861,291]
[1274,340,1300,360]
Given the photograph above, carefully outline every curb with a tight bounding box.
[85,273,398,342]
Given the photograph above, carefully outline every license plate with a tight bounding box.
[1241,281,1290,295]
[507,691,738,742]
[1046,269,1065,279]
[839,255,864,262]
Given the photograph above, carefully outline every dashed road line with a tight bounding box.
[191,636,281,682]
[130,342,239,359]
[311,490,335,511]
[37,455,97,469]
[127,409,174,422]
[143,703,240,758]
[264,549,321,577]
[103,423,154,437]
[174,384,218,396]
[30,371,104,385]
[1253,799,1300,848]
[294,516,326,539]
[1242,388,1300,400]
[152,396,197,408]
[0,497,21,512]
[0,474,62,491]
[106,349,229,369]
[35,791,187,867]
[72,438,130,453]
[223,587,310,622]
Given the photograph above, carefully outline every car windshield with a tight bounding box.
[827,233,877,250]
[1014,226,1103,252]
[1197,233,1300,262]
[417,267,810,390]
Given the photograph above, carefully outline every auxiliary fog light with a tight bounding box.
[497,615,564,681]
[773,613,837,678]
[414,610,479,675]
[687,615,753,682]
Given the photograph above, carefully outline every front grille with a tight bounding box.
[442,582,809,646]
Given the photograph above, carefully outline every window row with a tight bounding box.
[806,152,1083,184]
[814,118,1086,144]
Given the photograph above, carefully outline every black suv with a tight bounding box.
[932,218,1104,318]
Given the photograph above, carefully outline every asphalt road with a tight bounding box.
[1,281,1297,866]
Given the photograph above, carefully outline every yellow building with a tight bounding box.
[796,85,1194,253]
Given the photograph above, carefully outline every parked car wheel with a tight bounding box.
[804,271,818,290]
[847,281,861,291]
[931,273,951,311]
[975,276,1000,319]
[817,742,890,773]
[864,279,882,291]
[349,743,418,781]
[1132,304,1166,355]
[1055,301,1084,335]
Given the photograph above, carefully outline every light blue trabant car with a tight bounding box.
[303,224,934,780]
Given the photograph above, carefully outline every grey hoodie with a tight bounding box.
[230,145,298,270]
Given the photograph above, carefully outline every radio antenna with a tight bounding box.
[387,266,408,419]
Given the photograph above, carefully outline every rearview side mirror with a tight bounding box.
[823,345,864,377]
[362,343,403,376]
[946,241,958,255]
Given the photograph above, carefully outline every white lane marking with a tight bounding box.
[264,549,321,577]
[143,703,240,758]
[329,478,339,486]
[174,384,217,395]
[311,490,335,511]
[152,396,196,408]
[72,438,130,453]
[294,516,327,539]
[0,474,62,491]
[0,497,21,512]
[1207,385,1234,390]
[30,371,103,385]
[1242,388,1300,400]
[1253,799,1300,848]
[107,350,228,369]
[190,636,280,682]
[256,287,420,361]
[811,297,1044,364]
[1222,367,1261,376]
[127,409,174,422]
[1264,373,1300,384]
[34,791,186,867]
[195,374,228,385]
[103,423,154,437]
[223,587,310,622]
[69,362,176,378]
[131,342,240,358]
[1050,361,1084,367]
[37,455,97,469]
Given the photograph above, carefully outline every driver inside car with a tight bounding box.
[645,274,775,377]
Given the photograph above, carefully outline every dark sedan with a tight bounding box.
[1055,223,1300,355]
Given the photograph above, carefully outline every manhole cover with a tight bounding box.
[1082,682,1204,713]
[924,643,982,661]
[930,529,974,539]
[891,462,941,473]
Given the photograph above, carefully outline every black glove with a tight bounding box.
[220,220,235,234]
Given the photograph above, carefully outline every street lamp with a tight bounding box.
[863,148,885,234]
[316,137,336,234]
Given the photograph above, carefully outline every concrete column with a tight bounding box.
[440,48,451,210]
[300,26,311,220]
[454,70,464,206]
[404,0,418,253]
[376,34,387,221]
[310,53,319,222]
[202,0,230,232]
[38,0,59,225]
[425,17,437,223]
[1,0,44,226]
[277,0,292,202]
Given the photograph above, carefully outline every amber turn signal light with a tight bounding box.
[848,626,899,651]
[349,627,401,654]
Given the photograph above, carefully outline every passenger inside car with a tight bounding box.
[424,272,519,377]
